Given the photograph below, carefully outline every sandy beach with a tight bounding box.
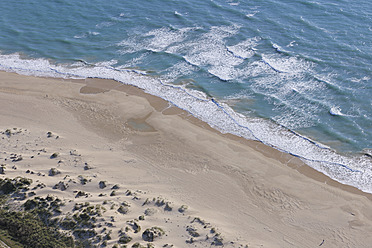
[1,70,372,247]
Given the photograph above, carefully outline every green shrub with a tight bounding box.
[0,177,32,194]
[0,209,73,247]
[118,233,132,244]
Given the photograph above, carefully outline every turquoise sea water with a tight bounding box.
[0,0,371,192]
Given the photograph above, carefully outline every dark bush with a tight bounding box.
[0,209,74,248]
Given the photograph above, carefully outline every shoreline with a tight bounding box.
[1,70,372,247]
[77,75,372,201]
[1,54,371,194]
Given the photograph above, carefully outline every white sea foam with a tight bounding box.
[169,25,245,81]
[117,27,193,54]
[245,11,258,18]
[144,27,188,52]
[350,76,370,83]
[117,24,328,133]
[329,106,344,116]
[117,36,144,54]
[1,51,372,193]
[261,54,313,75]
[74,34,85,39]
[174,11,183,16]
[95,21,113,29]
[160,62,196,83]
[227,1,240,6]
[119,52,151,68]
[287,41,297,47]
[227,37,260,59]
[252,54,325,129]
[74,31,100,39]
[118,25,256,82]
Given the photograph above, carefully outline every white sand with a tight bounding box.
[1,71,372,247]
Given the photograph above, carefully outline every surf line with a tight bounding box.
[0,61,362,174]
[261,58,286,73]
[225,46,254,60]
[225,46,286,74]
[209,99,361,173]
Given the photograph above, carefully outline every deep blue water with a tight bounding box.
[0,0,371,192]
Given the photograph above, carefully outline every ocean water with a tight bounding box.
[0,0,371,192]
